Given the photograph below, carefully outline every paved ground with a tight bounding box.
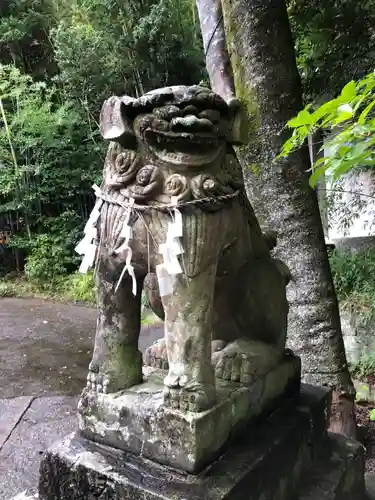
[0,298,163,499]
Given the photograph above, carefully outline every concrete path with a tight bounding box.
[0,298,163,498]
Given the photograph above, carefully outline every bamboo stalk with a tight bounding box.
[0,98,18,174]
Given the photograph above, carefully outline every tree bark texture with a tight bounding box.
[218,0,355,436]
[195,0,235,102]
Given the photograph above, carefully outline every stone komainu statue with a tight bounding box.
[87,85,290,412]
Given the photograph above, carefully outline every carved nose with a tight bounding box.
[170,115,213,132]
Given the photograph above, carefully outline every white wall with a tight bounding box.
[322,133,375,239]
[326,171,375,239]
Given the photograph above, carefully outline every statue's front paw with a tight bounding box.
[87,349,143,394]
[163,375,216,412]
[86,371,110,394]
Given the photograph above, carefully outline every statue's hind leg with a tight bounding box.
[87,270,144,394]
[212,258,289,383]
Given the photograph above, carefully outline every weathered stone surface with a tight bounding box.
[11,492,38,500]
[297,434,365,500]
[78,354,300,473]
[366,473,375,499]
[84,84,291,414]
[39,384,332,500]
[341,306,375,365]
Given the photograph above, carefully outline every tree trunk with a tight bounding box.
[217,0,356,438]
[195,0,235,102]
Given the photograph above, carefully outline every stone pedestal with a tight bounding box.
[38,385,366,500]
[78,353,300,473]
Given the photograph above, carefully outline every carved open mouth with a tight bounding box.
[148,129,218,151]
[140,106,227,166]
[146,129,224,167]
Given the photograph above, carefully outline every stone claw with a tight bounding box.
[86,371,113,395]
[144,338,229,373]
[212,339,281,384]
[163,378,215,412]
[86,371,104,394]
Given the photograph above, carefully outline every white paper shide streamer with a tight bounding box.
[75,184,103,274]
[76,186,183,299]
[114,197,137,296]
[157,198,184,297]
[75,184,137,297]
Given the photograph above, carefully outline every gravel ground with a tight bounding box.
[0,297,163,499]
[0,297,162,398]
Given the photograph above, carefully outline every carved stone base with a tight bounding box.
[78,353,300,473]
[38,385,365,500]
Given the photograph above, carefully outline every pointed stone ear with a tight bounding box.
[227,98,249,145]
[100,96,135,144]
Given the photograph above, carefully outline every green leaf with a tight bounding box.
[370,409,375,422]
[309,161,329,187]
[288,109,313,128]
[348,141,369,159]
[311,99,339,122]
[358,99,375,124]
[341,80,356,102]
[337,145,351,157]
[331,111,353,126]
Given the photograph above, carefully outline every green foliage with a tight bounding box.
[52,0,204,116]
[330,249,375,326]
[336,250,375,381]
[0,0,204,281]
[330,248,375,299]
[352,352,375,381]
[0,276,42,298]
[0,0,57,79]
[0,64,99,277]
[287,0,375,101]
[0,271,96,303]
[23,212,83,283]
[280,71,375,186]
[57,271,96,304]
[0,272,159,326]
[370,409,375,421]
